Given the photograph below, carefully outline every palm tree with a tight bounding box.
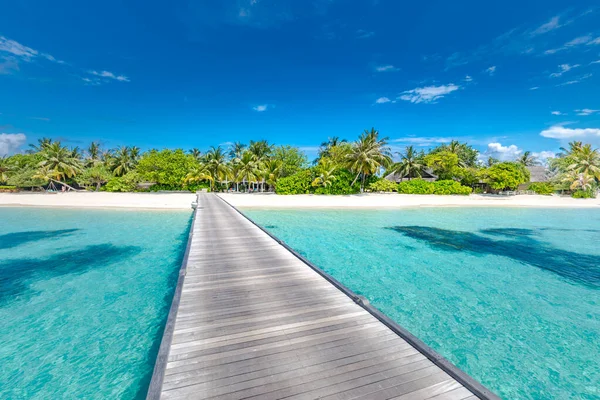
[86,142,103,167]
[262,159,282,191]
[111,146,135,177]
[518,151,539,166]
[189,148,202,161]
[228,142,246,161]
[486,156,499,167]
[184,164,213,185]
[318,137,347,159]
[346,128,392,192]
[28,137,53,153]
[312,164,337,188]
[130,146,141,162]
[567,144,600,179]
[38,142,81,182]
[390,146,426,180]
[0,157,12,183]
[235,151,260,192]
[247,140,273,162]
[204,146,230,191]
[568,173,595,191]
[559,141,583,158]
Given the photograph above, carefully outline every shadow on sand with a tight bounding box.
[388,226,600,288]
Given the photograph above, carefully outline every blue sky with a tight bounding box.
[1,0,600,162]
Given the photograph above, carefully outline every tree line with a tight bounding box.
[0,129,598,197]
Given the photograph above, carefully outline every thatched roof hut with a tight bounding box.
[527,166,550,182]
[385,169,438,183]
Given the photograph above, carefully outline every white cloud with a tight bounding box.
[0,58,19,75]
[540,125,600,139]
[531,16,562,36]
[557,73,592,86]
[575,109,599,116]
[253,104,269,112]
[590,60,600,65]
[0,133,27,156]
[392,137,452,146]
[375,65,399,72]
[482,142,523,161]
[545,34,598,55]
[589,37,600,45]
[529,86,540,90]
[399,84,460,104]
[375,97,391,104]
[549,63,579,78]
[532,151,556,164]
[357,29,374,39]
[464,75,473,82]
[551,111,564,115]
[485,66,496,76]
[0,36,38,60]
[566,35,593,47]
[88,70,130,82]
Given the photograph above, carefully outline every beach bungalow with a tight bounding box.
[384,169,438,183]
[518,166,550,190]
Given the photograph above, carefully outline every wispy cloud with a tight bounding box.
[545,34,599,55]
[375,65,399,72]
[551,111,564,115]
[464,75,473,82]
[375,97,392,104]
[590,60,600,65]
[357,29,375,39]
[0,35,128,84]
[529,86,540,90]
[0,133,27,156]
[530,16,563,36]
[549,63,580,78]
[392,137,452,146]
[253,104,269,112]
[399,84,460,104]
[87,70,130,82]
[557,73,592,86]
[575,108,599,116]
[541,125,600,139]
[485,66,496,76]
[28,116,51,121]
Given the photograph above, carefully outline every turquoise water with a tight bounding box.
[245,207,600,399]
[0,207,191,399]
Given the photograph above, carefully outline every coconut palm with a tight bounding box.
[204,146,230,191]
[38,142,81,181]
[247,140,273,162]
[262,159,282,191]
[0,157,12,183]
[569,173,595,191]
[346,128,392,192]
[390,146,426,180]
[567,144,600,179]
[318,137,347,159]
[130,146,141,162]
[189,148,202,161]
[486,156,499,167]
[312,164,337,188]
[184,164,213,185]
[518,151,539,166]
[28,137,53,153]
[228,142,246,161]
[235,151,260,192]
[111,146,136,177]
[85,142,103,167]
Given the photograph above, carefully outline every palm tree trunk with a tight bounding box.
[360,173,365,193]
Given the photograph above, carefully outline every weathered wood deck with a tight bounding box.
[148,193,498,400]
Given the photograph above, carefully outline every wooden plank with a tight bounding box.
[146,193,497,400]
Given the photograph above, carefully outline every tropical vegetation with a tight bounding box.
[0,133,598,198]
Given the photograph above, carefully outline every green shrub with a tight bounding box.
[572,190,596,199]
[528,182,555,195]
[276,170,314,194]
[313,169,361,195]
[432,180,472,195]
[397,179,434,194]
[0,185,18,192]
[103,171,141,192]
[368,179,397,192]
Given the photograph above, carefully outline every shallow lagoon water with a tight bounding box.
[245,207,600,399]
[0,207,191,399]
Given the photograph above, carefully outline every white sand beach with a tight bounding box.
[0,192,197,209]
[218,192,600,208]
[0,191,599,209]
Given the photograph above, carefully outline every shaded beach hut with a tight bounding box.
[384,169,438,183]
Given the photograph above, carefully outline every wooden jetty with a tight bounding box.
[147,193,498,400]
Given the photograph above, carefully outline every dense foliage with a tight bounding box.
[2,133,598,198]
[528,182,555,195]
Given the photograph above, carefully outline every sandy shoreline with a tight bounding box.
[0,192,197,210]
[219,193,600,209]
[0,191,599,209]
